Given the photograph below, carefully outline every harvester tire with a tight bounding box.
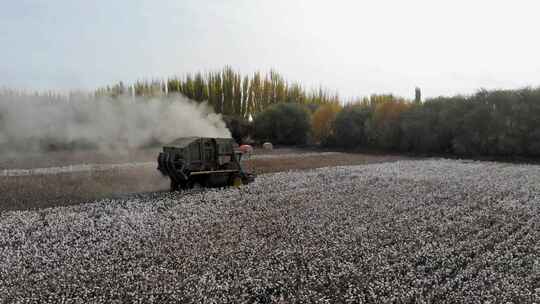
[186,176,206,189]
[170,179,179,192]
[230,174,243,187]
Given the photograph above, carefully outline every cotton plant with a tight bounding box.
[0,159,539,303]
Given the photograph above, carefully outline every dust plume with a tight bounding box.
[0,93,231,154]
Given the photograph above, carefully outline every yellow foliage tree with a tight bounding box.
[372,99,411,128]
[367,95,411,149]
[311,103,342,144]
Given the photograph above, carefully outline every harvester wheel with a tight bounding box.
[231,174,243,187]
[170,179,179,192]
[186,177,205,190]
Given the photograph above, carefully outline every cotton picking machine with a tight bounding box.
[157,137,255,191]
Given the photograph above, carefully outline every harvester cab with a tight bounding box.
[157,137,255,191]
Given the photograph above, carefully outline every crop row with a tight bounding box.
[0,159,539,303]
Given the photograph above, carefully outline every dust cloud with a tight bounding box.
[0,93,231,154]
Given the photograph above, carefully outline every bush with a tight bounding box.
[399,100,451,154]
[364,96,410,150]
[399,88,540,157]
[311,103,342,146]
[253,103,311,145]
[333,105,371,149]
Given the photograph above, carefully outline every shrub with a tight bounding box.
[365,96,410,150]
[400,100,451,154]
[253,103,311,145]
[333,105,371,149]
[311,103,342,146]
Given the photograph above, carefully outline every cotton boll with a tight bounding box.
[0,159,539,302]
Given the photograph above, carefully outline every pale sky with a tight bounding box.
[1,0,539,99]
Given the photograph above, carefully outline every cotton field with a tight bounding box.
[1,159,539,303]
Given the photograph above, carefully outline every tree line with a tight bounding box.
[95,67,339,117]
[4,68,540,158]
[254,87,540,158]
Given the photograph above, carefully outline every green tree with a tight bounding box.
[333,105,371,149]
[253,103,311,145]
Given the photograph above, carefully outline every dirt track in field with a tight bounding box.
[0,148,409,212]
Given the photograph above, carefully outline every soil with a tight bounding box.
[0,148,410,212]
[0,148,160,169]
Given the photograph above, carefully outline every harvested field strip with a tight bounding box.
[0,152,340,177]
[0,162,155,177]
[1,159,539,302]
[0,153,407,212]
[248,151,342,160]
